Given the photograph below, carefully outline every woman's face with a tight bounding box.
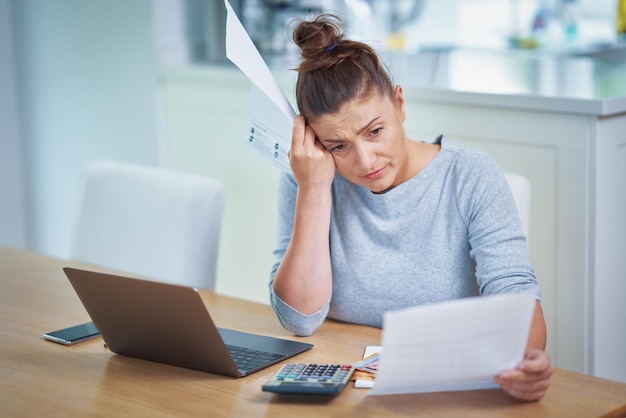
[309,86,411,193]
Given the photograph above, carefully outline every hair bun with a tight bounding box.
[292,13,394,119]
[292,14,344,70]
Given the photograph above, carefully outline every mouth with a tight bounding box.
[363,166,386,180]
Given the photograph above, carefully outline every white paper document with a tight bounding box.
[224,0,294,172]
[369,293,536,396]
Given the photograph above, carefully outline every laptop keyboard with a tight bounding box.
[226,345,284,371]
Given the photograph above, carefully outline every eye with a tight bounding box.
[330,144,345,152]
[370,127,382,136]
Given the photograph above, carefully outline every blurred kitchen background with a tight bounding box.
[2,0,625,384]
[153,0,625,65]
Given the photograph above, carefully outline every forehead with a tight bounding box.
[310,92,392,139]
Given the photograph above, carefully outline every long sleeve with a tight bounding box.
[268,172,331,336]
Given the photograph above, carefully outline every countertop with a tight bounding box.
[163,46,626,117]
[381,47,626,117]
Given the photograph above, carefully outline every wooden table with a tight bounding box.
[1,246,625,417]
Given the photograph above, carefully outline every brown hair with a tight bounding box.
[292,14,395,121]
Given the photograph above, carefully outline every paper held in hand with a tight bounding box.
[224,0,294,173]
[369,292,536,396]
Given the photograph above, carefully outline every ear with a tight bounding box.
[394,85,406,122]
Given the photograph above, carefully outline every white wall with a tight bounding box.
[0,0,27,249]
[159,67,285,305]
[11,0,159,258]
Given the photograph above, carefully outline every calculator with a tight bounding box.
[262,363,355,396]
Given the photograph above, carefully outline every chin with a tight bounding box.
[344,172,394,193]
[371,185,394,194]
[364,180,395,194]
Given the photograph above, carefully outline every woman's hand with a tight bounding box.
[289,115,335,190]
[494,349,552,401]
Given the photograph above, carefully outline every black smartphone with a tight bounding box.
[43,321,100,345]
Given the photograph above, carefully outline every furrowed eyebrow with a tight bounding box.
[321,116,383,144]
[321,138,345,144]
[357,116,381,135]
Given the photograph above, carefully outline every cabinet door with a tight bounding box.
[594,114,626,382]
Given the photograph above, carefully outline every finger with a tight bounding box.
[304,124,318,148]
[495,366,552,397]
[496,373,551,402]
[498,364,552,383]
[291,115,306,149]
[500,376,551,401]
[505,384,550,402]
[517,350,551,373]
[523,348,547,362]
[499,368,553,385]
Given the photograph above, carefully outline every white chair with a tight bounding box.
[504,172,531,241]
[69,160,226,290]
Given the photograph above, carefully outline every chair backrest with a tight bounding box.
[504,172,531,241]
[69,160,226,290]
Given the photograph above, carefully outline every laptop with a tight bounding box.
[62,267,312,377]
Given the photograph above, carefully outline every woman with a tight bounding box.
[268,14,551,401]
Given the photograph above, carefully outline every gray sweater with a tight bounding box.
[269,136,541,336]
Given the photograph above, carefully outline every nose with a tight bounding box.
[353,141,377,170]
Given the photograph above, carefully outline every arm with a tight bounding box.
[270,116,336,332]
[272,185,333,314]
[454,151,551,400]
[527,301,547,351]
